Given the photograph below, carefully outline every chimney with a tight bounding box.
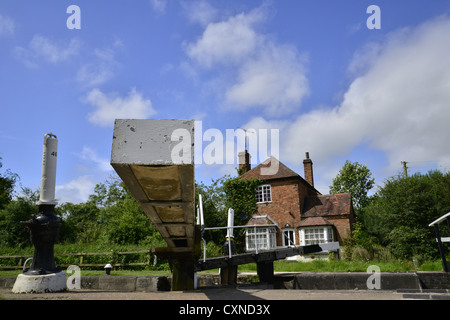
[303,152,314,187]
[238,150,251,175]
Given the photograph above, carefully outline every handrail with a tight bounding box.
[0,249,153,270]
[429,212,450,272]
[429,212,450,227]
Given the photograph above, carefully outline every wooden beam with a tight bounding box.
[111,120,197,252]
[195,245,321,271]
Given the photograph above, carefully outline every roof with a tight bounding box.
[240,156,320,194]
[240,156,299,180]
[245,215,278,227]
[299,217,334,227]
[302,193,353,218]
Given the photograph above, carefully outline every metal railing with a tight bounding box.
[429,212,450,272]
[0,250,153,270]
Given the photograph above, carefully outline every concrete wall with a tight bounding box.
[1,272,449,291]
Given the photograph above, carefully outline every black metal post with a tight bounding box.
[433,224,449,273]
[21,204,61,275]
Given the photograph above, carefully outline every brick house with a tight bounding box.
[238,151,355,259]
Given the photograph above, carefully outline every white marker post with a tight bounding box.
[38,133,58,205]
[226,208,234,259]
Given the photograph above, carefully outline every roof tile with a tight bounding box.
[302,193,352,217]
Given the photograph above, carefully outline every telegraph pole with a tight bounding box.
[401,161,408,178]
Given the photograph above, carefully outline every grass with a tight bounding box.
[238,259,444,273]
[0,269,171,277]
[1,243,445,276]
[0,259,444,278]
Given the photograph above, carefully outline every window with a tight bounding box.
[282,229,295,247]
[299,226,334,246]
[256,185,272,203]
[246,227,276,251]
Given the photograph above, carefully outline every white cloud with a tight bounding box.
[77,47,120,87]
[149,0,167,13]
[77,146,112,172]
[85,87,156,127]
[15,34,81,67]
[243,16,450,179]
[181,0,218,27]
[225,43,309,116]
[184,4,309,117]
[185,9,264,68]
[56,175,98,204]
[0,13,14,36]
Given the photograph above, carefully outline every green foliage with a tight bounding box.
[237,259,419,273]
[223,177,261,226]
[58,177,163,246]
[351,247,371,262]
[362,170,450,260]
[195,175,261,251]
[99,195,158,245]
[58,201,101,243]
[330,160,375,209]
[204,241,223,258]
[221,177,261,254]
[351,217,376,250]
[0,157,19,210]
[88,176,127,207]
[0,189,38,247]
[195,176,229,244]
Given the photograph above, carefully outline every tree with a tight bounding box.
[330,160,375,209]
[88,175,127,207]
[195,176,228,245]
[223,177,261,253]
[58,200,101,243]
[223,177,261,226]
[0,188,39,247]
[99,195,158,245]
[0,157,19,210]
[362,170,450,260]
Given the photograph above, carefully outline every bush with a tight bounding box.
[362,170,450,260]
[351,247,371,262]
[204,241,223,258]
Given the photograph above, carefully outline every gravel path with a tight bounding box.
[0,287,402,300]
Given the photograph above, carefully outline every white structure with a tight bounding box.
[37,133,58,205]
[12,272,66,293]
[12,133,66,294]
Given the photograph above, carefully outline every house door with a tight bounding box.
[282,229,295,247]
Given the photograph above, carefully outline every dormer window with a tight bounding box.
[256,184,272,203]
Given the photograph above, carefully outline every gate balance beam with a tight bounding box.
[110,119,199,290]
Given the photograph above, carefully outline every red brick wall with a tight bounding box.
[254,178,354,247]
[327,215,353,244]
[256,179,302,246]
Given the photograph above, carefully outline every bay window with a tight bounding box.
[246,227,276,251]
[299,226,334,246]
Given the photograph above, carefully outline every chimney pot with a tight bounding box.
[238,150,251,175]
[303,152,314,187]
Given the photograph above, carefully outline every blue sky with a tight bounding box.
[1,0,450,204]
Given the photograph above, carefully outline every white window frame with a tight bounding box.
[299,226,334,246]
[245,227,276,251]
[282,228,296,247]
[256,184,272,203]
